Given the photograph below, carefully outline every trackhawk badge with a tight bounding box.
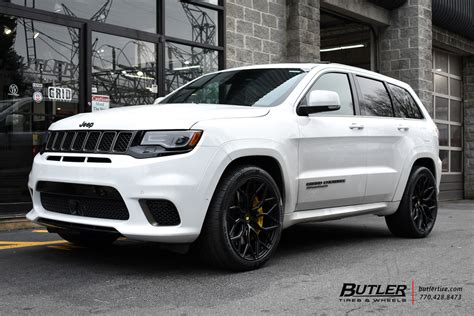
[79,121,94,128]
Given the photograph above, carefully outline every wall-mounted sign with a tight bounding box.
[48,86,72,101]
[32,83,43,91]
[92,94,110,112]
[8,84,19,97]
[33,91,43,103]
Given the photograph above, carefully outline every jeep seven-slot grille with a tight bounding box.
[44,131,134,154]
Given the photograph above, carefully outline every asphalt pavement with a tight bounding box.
[0,201,472,315]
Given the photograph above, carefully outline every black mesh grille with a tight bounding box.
[61,132,75,150]
[143,199,181,226]
[98,132,116,152]
[72,132,87,151]
[114,132,132,152]
[45,130,134,154]
[38,181,129,220]
[84,132,101,151]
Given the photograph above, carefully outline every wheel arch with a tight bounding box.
[219,155,286,204]
[392,154,441,202]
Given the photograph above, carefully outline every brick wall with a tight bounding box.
[379,0,433,113]
[464,56,474,199]
[226,0,286,68]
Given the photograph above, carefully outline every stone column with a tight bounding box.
[286,0,320,63]
[379,0,433,113]
[464,55,474,199]
[226,0,286,68]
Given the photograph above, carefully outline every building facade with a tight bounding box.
[0,0,473,218]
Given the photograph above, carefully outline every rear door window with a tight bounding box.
[388,84,424,119]
[357,76,394,117]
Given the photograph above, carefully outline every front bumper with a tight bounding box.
[27,146,230,243]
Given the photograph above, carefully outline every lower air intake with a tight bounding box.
[141,199,181,226]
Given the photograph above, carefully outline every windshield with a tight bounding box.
[162,68,307,107]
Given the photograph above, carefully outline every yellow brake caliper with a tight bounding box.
[252,196,264,232]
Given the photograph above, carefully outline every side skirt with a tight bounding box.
[283,202,399,229]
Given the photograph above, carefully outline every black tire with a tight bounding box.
[385,166,438,238]
[58,231,118,247]
[196,165,284,271]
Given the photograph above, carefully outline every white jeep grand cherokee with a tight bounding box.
[27,63,441,270]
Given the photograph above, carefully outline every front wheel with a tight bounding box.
[197,165,284,271]
[385,166,438,238]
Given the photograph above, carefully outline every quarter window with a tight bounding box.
[357,76,393,117]
[388,84,423,119]
[304,73,354,115]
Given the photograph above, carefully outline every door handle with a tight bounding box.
[397,125,409,131]
[349,123,364,130]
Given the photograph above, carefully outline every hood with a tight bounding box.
[50,104,270,131]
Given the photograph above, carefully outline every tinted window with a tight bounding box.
[357,76,393,117]
[304,73,354,115]
[163,69,307,107]
[388,84,423,119]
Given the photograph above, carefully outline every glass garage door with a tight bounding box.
[432,49,464,200]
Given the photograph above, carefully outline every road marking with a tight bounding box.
[0,240,65,250]
[32,229,48,233]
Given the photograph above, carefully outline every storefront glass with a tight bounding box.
[91,32,157,107]
[12,0,156,33]
[0,15,79,215]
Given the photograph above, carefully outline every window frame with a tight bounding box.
[296,70,359,117]
[386,83,424,120]
[354,75,395,118]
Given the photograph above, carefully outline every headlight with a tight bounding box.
[141,130,202,149]
[128,130,202,158]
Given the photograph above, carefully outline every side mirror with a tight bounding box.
[153,97,164,104]
[297,90,341,116]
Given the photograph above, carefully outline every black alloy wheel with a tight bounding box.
[197,165,283,271]
[226,177,281,261]
[386,166,438,238]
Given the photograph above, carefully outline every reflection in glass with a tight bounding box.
[450,100,462,123]
[439,150,449,172]
[450,151,462,172]
[92,32,157,107]
[12,0,156,33]
[434,51,448,73]
[449,55,462,76]
[450,125,462,148]
[434,96,448,121]
[166,1,218,46]
[0,15,79,208]
[357,76,393,117]
[309,73,354,116]
[434,74,448,95]
[437,123,448,147]
[450,78,461,98]
[165,42,219,93]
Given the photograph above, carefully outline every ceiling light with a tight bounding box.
[320,44,365,53]
[33,32,40,39]
[173,65,201,71]
[136,70,144,76]
[4,27,12,35]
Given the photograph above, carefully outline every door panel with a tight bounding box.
[296,116,368,210]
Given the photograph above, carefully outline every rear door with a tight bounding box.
[296,71,368,210]
[354,76,412,203]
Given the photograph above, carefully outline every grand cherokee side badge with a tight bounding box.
[79,121,94,128]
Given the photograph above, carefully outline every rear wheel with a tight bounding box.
[57,231,118,247]
[385,166,438,238]
[197,165,283,271]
